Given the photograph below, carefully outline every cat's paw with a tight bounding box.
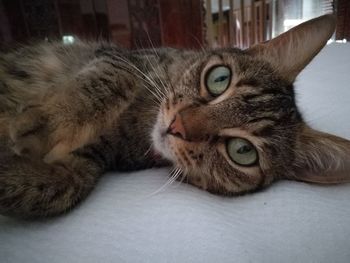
[9,106,50,158]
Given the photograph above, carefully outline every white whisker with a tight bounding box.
[145,167,183,197]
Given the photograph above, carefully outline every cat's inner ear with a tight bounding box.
[246,14,336,83]
[289,126,350,184]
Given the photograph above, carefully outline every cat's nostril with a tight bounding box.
[166,114,186,140]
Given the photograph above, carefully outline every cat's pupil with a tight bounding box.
[214,75,228,83]
[237,145,252,154]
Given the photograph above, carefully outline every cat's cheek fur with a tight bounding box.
[151,113,174,162]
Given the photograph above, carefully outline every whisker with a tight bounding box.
[146,167,183,197]
[106,54,164,102]
[143,144,153,157]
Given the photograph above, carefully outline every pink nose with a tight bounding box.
[167,114,186,139]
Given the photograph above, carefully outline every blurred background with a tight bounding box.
[0,0,348,50]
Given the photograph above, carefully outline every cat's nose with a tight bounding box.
[167,114,186,140]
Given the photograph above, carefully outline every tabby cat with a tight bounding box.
[0,15,349,218]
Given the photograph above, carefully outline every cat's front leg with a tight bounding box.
[9,95,119,163]
[9,102,93,163]
[9,105,50,158]
[9,60,137,163]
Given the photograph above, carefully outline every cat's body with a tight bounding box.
[0,43,181,216]
[0,42,178,169]
[1,15,350,218]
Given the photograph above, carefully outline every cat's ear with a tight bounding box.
[289,125,350,184]
[246,14,336,83]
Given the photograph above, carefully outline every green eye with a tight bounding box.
[206,66,231,96]
[226,138,258,166]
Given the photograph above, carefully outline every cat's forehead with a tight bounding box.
[177,49,284,87]
[176,49,293,98]
[173,48,302,137]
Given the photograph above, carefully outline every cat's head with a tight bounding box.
[152,15,350,195]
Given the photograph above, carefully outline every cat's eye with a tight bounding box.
[206,66,231,96]
[226,138,258,166]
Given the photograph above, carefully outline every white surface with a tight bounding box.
[1,43,350,263]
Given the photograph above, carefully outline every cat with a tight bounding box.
[0,14,349,218]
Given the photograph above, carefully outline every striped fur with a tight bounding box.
[0,15,349,218]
